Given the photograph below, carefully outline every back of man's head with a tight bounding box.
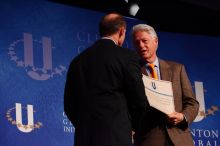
[99,13,126,37]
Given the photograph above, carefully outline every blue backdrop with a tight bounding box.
[0,0,219,146]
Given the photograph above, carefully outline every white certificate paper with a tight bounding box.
[142,74,175,114]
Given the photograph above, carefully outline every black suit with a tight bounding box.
[64,39,149,146]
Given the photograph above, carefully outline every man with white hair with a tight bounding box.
[131,24,199,146]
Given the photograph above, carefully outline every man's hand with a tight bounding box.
[166,112,184,125]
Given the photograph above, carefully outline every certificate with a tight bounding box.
[142,74,175,114]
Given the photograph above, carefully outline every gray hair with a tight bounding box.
[131,24,158,39]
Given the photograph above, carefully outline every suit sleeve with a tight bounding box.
[124,52,149,109]
[64,62,78,126]
[123,52,150,130]
[180,65,199,125]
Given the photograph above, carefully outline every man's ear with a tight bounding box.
[119,27,125,38]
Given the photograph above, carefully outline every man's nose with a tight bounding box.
[139,42,145,49]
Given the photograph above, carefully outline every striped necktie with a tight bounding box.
[148,64,158,80]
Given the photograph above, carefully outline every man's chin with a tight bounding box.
[142,55,149,60]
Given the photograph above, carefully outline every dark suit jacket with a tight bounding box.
[64,39,149,146]
[135,59,199,146]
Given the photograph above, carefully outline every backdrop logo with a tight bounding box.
[8,33,66,80]
[6,103,42,133]
[194,81,219,122]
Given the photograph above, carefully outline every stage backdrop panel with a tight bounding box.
[0,0,220,146]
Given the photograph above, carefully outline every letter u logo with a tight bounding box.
[15,103,34,133]
[151,82,156,89]
[8,33,66,81]
[23,33,52,80]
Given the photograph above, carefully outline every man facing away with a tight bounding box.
[64,13,149,146]
[131,24,199,146]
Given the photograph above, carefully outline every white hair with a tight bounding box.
[131,24,158,39]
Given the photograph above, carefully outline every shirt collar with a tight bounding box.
[101,37,117,45]
[146,57,159,68]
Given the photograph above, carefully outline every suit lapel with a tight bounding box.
[159,59,172,81]
[141,66,148,76]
